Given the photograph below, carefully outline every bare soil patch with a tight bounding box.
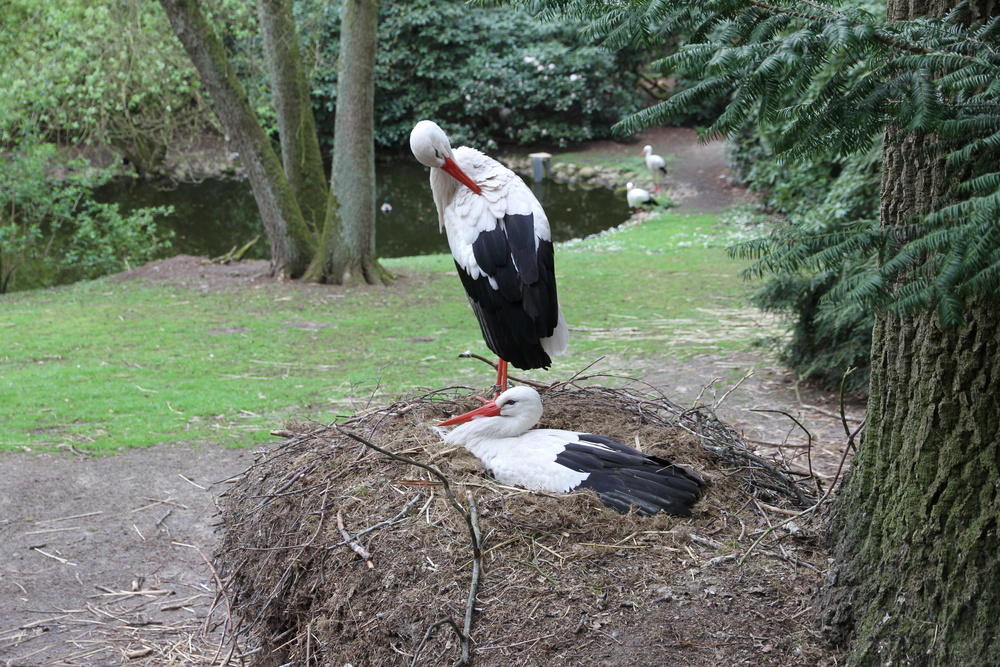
[0,128,858,666]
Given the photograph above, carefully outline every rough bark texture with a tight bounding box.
[256,0,328,232]
[821,292,1000,664]
[305,0,388,285]
[820,0,1000,654]
[159,0,314,277]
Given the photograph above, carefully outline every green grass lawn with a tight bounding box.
[0,210,770,453]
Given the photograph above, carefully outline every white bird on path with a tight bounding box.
[640,144,667,191]
[439,386,704,516]
[410,120,568,396]
[626,182,658,210]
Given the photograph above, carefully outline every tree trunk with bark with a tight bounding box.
[819,0,1000,659]
[303,0,389,285]
[256,0,328,232]
[158,0,315,277]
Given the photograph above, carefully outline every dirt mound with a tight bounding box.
[215,383,830,666]
[110,254,274,289]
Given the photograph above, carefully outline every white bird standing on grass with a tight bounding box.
[640,145,667,192]
[439,386,704,516]
[626,182,658,210]
[409,120,568,396]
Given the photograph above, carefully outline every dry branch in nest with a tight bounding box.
[214,381,822,666]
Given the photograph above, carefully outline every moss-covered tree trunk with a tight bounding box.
[819,1,1000,656]
[158,0,315,277]
[256,0,328,232]
[303,0,389,285]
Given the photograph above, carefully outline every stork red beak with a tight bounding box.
[438,399,500,426]
[441,157,482,195]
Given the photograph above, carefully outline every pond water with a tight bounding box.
[98,161,630,260]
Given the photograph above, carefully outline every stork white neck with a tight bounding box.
[429,167,460,231]
[410,120,483,230]
[441,386,544,453]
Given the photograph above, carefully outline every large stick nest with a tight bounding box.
[214,381,824,666]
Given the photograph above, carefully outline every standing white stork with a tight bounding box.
[409,120,568,396]
[640,145,667,192]
[439,386,704,516]
[626,182,658,210]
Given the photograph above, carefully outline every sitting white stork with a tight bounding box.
[626,182,658,210]
[640,145,667,192]
[410,120,568,396]
[439,386,704,516]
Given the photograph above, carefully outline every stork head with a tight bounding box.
[409,120,481,195]
[626,182,635,191]
[438,386,544,432]
[640,145,653,157]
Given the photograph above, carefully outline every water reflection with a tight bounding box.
[100,161,630,260]
[99,179,270,260]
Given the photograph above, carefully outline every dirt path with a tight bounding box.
[0,129,857,666]
[580,126,754,214]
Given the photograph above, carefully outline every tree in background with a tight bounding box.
[158,0,386,284]
[159,0,318,279]
[297,0,642,149]
[302,0,387,285]
[257,0,328,233]
[532,0,1000,661]
[2,0,643,286]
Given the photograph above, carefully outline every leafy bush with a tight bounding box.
[728,130,881,394]
[0,138,173,293]
[296,0,642,150]
[0,0,248,173]
[3,0,641,160]
[742,234,875,395]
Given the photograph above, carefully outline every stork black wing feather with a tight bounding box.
[577,434,703,481]
[555,438,704,516]
[534,240,559,333]
[504,213,539,283]
[455,212,561,371]
[594,487,695,517]
[472,226,519,302]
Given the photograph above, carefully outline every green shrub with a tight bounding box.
[3,0,642,160]
[0,0,222,174]
[729,138,881,394]
[0,138,173,293]
[297,0,642,150]
[745,246,875,395]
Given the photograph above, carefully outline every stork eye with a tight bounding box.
[506,400,517,405]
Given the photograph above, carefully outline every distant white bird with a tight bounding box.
[640,145,667,191]
[626,182,657,209]
[380,198,392,214]
[439,386,704,516]
[409,120,568,396]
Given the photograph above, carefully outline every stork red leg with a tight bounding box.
[494,359,509,398]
